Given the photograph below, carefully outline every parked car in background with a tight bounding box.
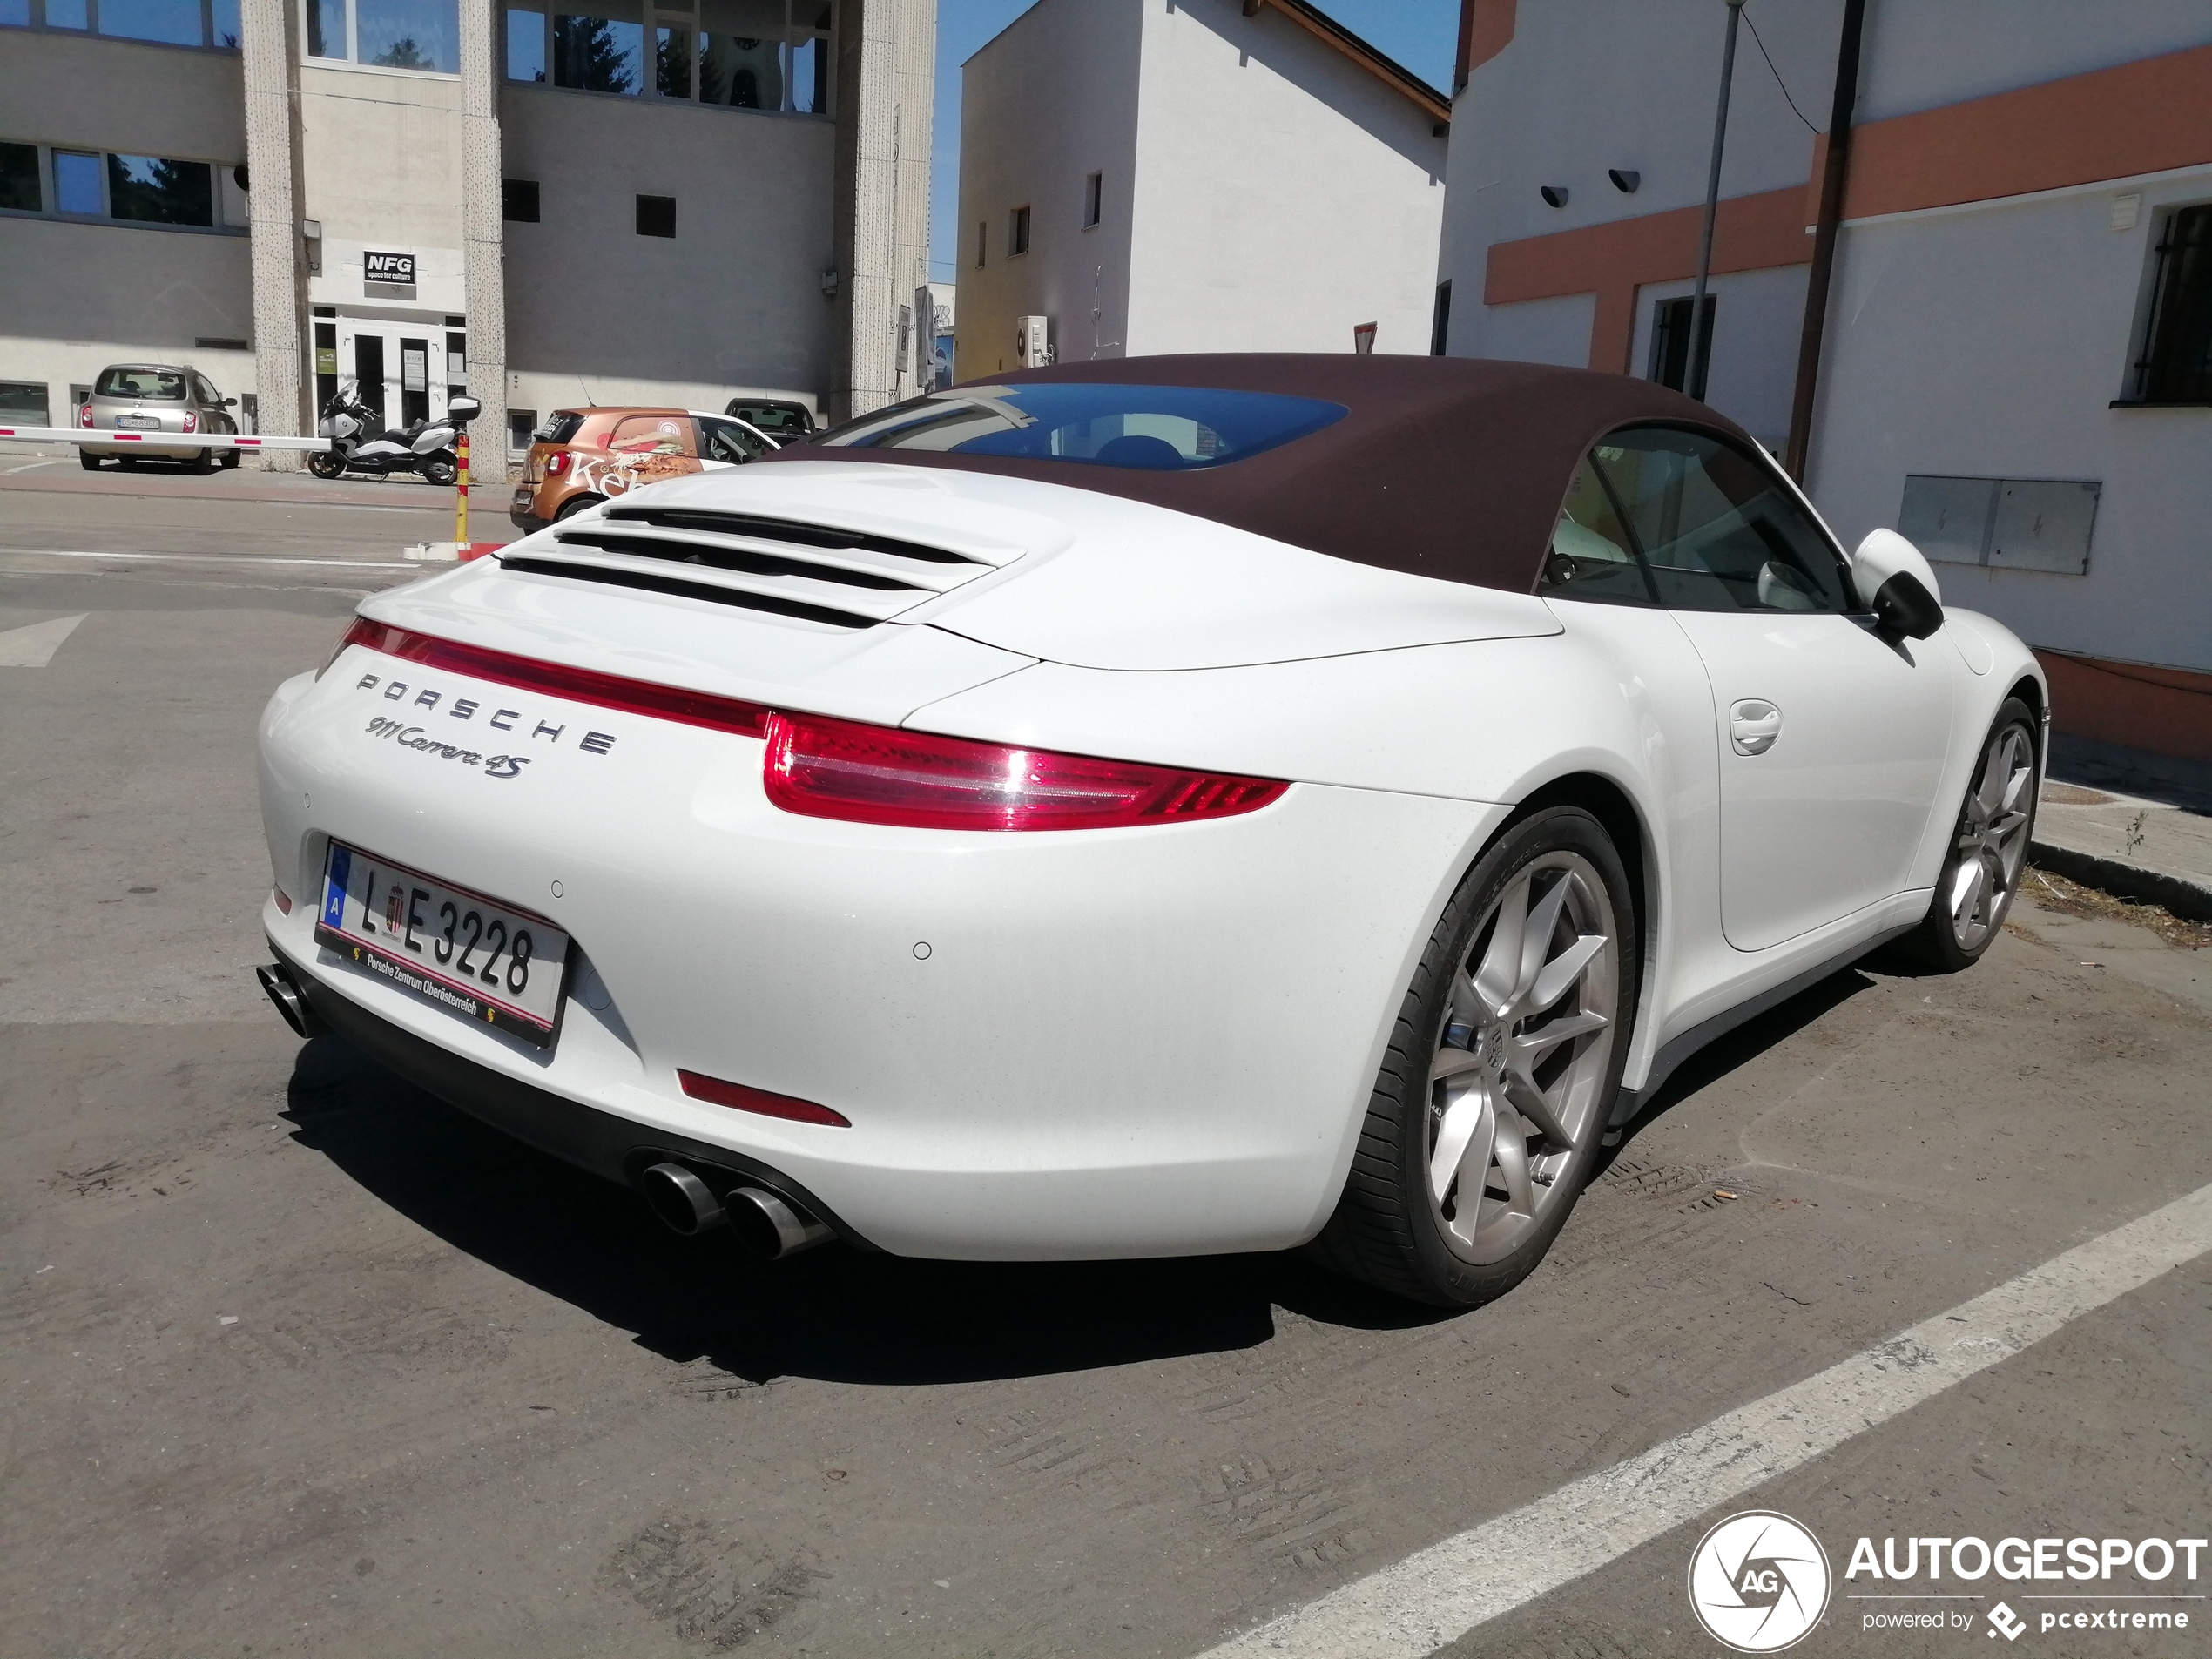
[724,398,816,442]
[80,363,240,473]
[510,408,778,530]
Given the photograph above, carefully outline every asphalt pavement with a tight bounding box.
[2,475,2206,1659]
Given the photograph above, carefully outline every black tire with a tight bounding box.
[1894,697,2040,973]
[422,458,457,487]
[554,493,604,521]
[79,451,104,471]
[1314,806,1639,1307]
[184,449,216,475]
[307,451,347,481]
[220,447,241,469]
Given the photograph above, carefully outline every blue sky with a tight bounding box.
[927,0,1458,280]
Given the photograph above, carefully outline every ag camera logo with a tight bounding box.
[1688,1510,1832,1652]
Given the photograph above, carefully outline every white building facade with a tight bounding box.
[0,0,934,464]
[954,0,1447,380]
[1437,0,2212,767]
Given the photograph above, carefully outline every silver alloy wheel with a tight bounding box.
[1426,851,1619,1265]
[1948,722,2035,953]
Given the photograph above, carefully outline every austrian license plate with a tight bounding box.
[116,415,159,429]
[314,841,571,1048]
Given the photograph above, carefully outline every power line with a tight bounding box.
[1742,5,1819,132]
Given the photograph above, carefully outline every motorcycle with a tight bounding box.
[310,384,461,484]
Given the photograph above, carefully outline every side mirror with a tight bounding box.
[223,396,239,408]
[446,395,482,424]
[1851,528,1945,642]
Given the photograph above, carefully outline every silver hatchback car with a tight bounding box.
[80,363,240,473]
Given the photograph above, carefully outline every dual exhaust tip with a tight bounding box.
[258,960,828,1262]
[638,1162,832,1260]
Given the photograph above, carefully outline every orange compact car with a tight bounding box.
[510,407,782,530]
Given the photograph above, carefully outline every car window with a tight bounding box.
[192,374,221,406]
[607,414,696,457]
[95,368,186,400]
[1540,455,1659,606]
[1589,427,1851,613]
[727,400,813,436]
[698,417,769,464]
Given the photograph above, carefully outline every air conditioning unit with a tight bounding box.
[1015,314,1052,368]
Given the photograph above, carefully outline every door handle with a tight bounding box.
[1730,698,1783,756]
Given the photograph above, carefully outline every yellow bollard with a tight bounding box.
[455,428,470,549]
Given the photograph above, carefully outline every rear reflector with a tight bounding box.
[678,1069,850,1128]
[273,886,293,914]
[763,709,1288,832]
[328,617,770,736]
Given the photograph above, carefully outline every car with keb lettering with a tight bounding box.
[260,356,2044,1305]
[509,407,779,530]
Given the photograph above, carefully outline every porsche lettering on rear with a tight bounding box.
[351,670,618,758]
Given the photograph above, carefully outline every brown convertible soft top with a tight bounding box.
[766,354,1753,594]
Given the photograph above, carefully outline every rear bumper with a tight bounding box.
[273,937,873,1245]
[85,439,207,460]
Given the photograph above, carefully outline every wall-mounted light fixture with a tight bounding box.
[1539,185,1569,208]
[1608,169,1641,192]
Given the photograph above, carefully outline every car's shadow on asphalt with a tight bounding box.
[280,1036,1447,1386]
[283,961,1888,1386]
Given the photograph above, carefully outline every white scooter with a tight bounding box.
[310,383,462,484]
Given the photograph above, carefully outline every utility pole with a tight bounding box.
[1687,0,1744,403]
[1784,0,1868,481]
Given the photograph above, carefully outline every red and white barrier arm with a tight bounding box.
[0,426,333,451]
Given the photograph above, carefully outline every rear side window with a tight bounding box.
[536,412,585,444]
[607,414,694,455]
[96,368,187,400]
[698,416,769,463]
[1541,455,1657,606]
[1589,427,1850,613]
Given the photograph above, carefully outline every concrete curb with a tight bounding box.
[2028,840,2212,922]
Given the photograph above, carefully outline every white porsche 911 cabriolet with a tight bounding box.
[254,356,2043,1306]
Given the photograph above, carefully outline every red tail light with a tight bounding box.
[78,404,92,428]
[763,710,1287,832]
[183,410,199,433]
[544,450,569,475]
[678,1069,850,1127]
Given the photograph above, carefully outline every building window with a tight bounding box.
[1008,203,1030,257]
[508,408,539,452]
[2131,204,2212,404]
[502,177,540,221]
[507,0,833,113]
[18,144,226,230]
[1,0,241,50]
[1082,171,1101,229]
[974,219,985,267]
[1648,293,1716,395]
[0,381,50,428]
[307,0,459,70]
[636,192,674,236]
[0,141,41,211]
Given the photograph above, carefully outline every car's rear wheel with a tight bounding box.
[554,493,604,521]
[307,451,347,480]
[184,449,217,475]
[1315,806,1636,1307]
[79,451,104,471]
[220,447,241,469]
[1895,697,2039,972]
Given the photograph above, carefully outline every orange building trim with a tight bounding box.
[1484,186,1810,373]
[1457,0,1514,86]
[2035,651,2212,764]
[1819,44,2212,224]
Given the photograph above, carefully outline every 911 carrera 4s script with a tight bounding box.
[314,841,571,1047]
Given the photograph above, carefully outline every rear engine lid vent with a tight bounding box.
[502,503,1021,629]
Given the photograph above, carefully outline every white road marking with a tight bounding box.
[0,612,89,667]
[1197,1180,2212,1659]
[0,548,418,570]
